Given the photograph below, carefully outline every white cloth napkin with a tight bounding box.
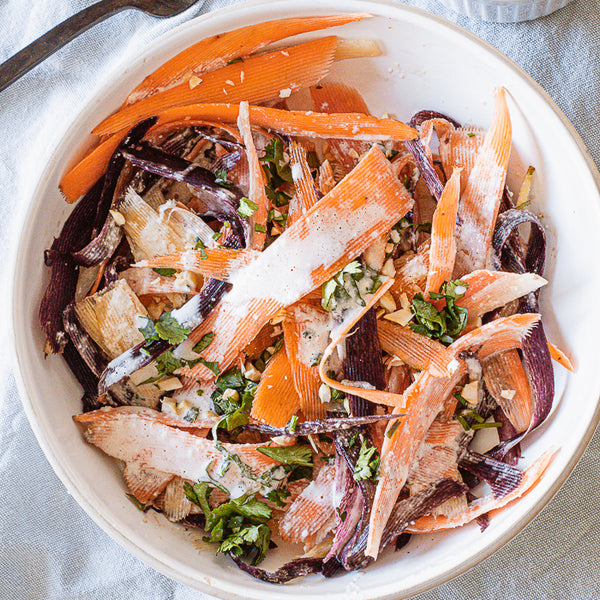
[1,0,599,598]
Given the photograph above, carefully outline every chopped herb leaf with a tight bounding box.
[138,315,158,342]
[254,223,266,233]
[261,138,292,188]
[154,313,191,345]
[353,438,380,482]
[336,507,347,522]
[288,415,299,433]
[237,196,258,218]
[467,132,476,138]
[266,488,290,508]
[197,357,220,376]
[409,280,468,345]
[385,419,402,439]
[183,407,199,423]
[155,350,184,376]
[193,332,215,355]
[214,168,230,186]
[310,353,322,367]
[257,445,313,468]
[194,238,205,250]
[153,268,176,277]
[184,481,273,565]
[226,57,244,65]
[265,183,291,208]
[212,231,223,241]
[211,368,257,431]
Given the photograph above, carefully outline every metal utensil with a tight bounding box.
[0,0,202,93]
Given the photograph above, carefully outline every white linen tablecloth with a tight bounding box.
[1,0,599,598]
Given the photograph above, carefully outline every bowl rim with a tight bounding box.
[10,0,600,598]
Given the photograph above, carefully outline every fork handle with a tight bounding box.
[0,0,131,94]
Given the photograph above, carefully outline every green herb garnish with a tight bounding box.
[254,223,266,233]
[261,137,292,188]
[257,445,313,468]
[409,280,468,345]
[237,197,258,218]
[184,482,272,565]
[226,57,244,65]
[353,438,380,482]
[154,313,191,345]
[193,332,215,355]
[153,268,177,277]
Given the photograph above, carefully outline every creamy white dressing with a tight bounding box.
[225,203,388,307]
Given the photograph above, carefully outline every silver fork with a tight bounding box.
[0,0,203,93]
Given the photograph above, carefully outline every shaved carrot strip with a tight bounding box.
[62,104,416,202]
[547,341,575,372]
[483,350,532,433]
[454,87,512,276]
[238,101,267,250]
[140,248,259,281]
[378,319,455,377]
[448,270,547,319]
[287,140,320,226]
[279,462,336,550]
[406,448,557,532]
[126,14,372,104]
[283,303,328,420]
[59,133,122,203]
[366,312,541,558]
[181,145,414,380]
[438,126,483,188]
[250,349,301,427]
[94,37,340,136]
[425,167,461,298]
[310,82,371,176]
[243,323,279,358]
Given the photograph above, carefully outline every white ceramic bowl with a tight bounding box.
[10,1,600,598]
[437,0,575,22]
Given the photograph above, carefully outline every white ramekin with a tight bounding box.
[437,0,575,22]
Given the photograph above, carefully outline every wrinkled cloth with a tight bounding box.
[1,0,599,598]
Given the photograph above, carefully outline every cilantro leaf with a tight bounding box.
[254,223,266,233]
[154,313,191,345]
[257,445,313,468]
[266,488,290,508]
[219,523,271,565]
[194,238,205,250]
[155,350,185,376]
